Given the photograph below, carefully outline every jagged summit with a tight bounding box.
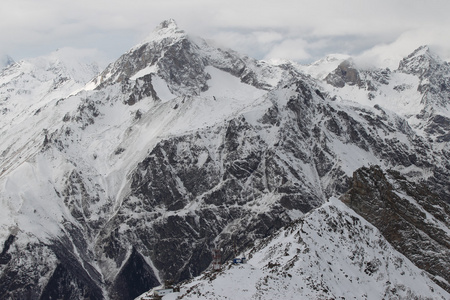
[91,19,281,95]
[315,43,450,138]
[138,18,186,46]
[404,45,441,62]
[395,45,450,112]
[324,58,362,88]
[398,45,444,77]
[156,18,179,31]
[91,19,190,89]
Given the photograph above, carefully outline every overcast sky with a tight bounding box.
[2,0,450,68]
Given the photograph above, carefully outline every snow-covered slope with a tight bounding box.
[297,53,350,80]
[0,20,449,300]
[315,46,450,142]
[0,48,100,179]
[0,20,289,300]
[160,197,448,300]
[342,165,450,292]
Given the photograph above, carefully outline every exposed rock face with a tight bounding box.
[341,165,450,292]
[40,263,103,300]
[398,45,445,78]
[401,46,450,145]
[0,235,14,264]
[110,248,159,300]
[0,21,449,300]
[94,19,275,97]
[325,60,362,88]
[323,45,450,149]
[174,197,449,300]
[325,59,390,91]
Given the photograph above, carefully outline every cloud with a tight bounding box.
[354,27,450,69]
[1,0,450,64]
[264,38,311,62]
[208,30,283,59]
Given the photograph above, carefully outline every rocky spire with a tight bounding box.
[141,18,186,44]
[156,18,178,31]
[398,45,444,77]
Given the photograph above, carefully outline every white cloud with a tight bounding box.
[354,27,450,69]
[264,38,311,61]
[1,0,450,64]
[254,31,283,45]
[208,30,284,59]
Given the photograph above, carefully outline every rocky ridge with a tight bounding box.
[341,165,450,292]
[0,20,449,299]
[163,197,449,300]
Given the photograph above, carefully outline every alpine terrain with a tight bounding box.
[0,19,449,300]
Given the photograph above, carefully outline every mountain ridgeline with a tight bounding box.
[0,20,449,299]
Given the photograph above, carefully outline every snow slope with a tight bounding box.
[0,48,100,176]
[164,198,449,300]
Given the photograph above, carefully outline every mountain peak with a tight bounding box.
[140,18,185,44]
[324,58,362,88]
[412,45,431,55]
[156,18,178,31]
[398,45,443,76]
[93,19,190,87]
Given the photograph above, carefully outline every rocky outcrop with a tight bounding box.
[174,197,449,300]
[325,59,390,91]
[325,60,362,88]
[94,19,276,99]
[398,45,445,78]
[341,165,450,292]
[110,248,159,300]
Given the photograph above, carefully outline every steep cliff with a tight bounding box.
[341,165,450,292]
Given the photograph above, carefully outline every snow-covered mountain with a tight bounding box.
[314,45,450,143]
[0,48,101,188]
[162,196,448,300]
[138,165,450,300]
[0,20,449,299]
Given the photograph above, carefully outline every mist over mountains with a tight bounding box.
[0,55,14,69]
[0,20,449,300]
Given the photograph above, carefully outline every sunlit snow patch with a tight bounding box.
[130,65,158,81]
[152,75,176,102]
[202,66,266,100]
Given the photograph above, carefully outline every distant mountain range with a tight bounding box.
[0,19,449,300]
